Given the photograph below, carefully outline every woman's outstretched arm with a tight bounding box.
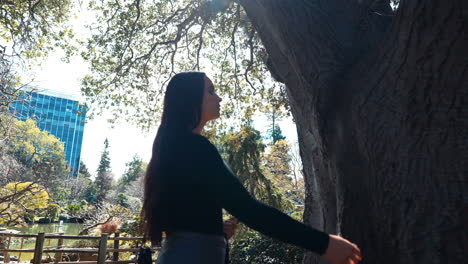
[195,136,329,254]
[196,136,362,263]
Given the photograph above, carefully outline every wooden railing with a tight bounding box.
[0,232,159,264]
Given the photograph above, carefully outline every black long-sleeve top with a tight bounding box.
[156,131,329,255]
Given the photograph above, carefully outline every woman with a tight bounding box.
[141,72,362,264]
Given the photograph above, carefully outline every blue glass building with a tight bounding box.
[10,88,86,176]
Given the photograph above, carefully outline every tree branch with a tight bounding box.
[243,28,257,94]
[79,216,114,235]
[117,0,141,68]
[194,21,206,71]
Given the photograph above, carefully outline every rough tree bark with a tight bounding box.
[238,0,467,263]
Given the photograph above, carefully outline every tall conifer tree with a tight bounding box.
[95,139,113,202]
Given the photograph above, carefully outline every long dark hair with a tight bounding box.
[141,72,206,245]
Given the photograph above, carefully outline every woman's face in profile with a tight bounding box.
[201,76,222,122]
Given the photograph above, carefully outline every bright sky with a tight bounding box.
[27,2,299,179]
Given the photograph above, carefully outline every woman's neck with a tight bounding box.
[192,121,206,135]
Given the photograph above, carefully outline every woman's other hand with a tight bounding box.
[323,234,362,264]
[223,217,238,240]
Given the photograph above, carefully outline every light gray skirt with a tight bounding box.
[156,231,227,264]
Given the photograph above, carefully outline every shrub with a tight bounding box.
[230,229,305,264]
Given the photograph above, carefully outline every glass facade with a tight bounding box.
[11,90,87,177]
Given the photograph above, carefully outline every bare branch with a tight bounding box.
[117,0,141,68]
[231,5,241,99]
[194,21,207,71]
[79,216,113,235]
[243,28,257,93]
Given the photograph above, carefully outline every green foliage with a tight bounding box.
[210,125,292,211]
[95,138,114,202]
[44,203,61,221]
[230,229,305,264]
[66,203,83,216]
[119,154,144,187]
[97,138,111,174]
[119,219,141,237]
[81,0,289,129]
[3,118,68,189]
[263,140,291,178]
[117,193,129,208]
[0,0,76,123]
[84,182,99,204]
[0,182,51,225]
[95,172,113,203]
[8,118,67,168]
[51,184,72,203]
[79,161,92,179]
[269,125,286,144]
[0,0,76,59]
[265,106,286,144]
[263,140,305,208]
[70,238,99,249]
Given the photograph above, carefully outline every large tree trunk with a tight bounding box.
[238,0,468,263]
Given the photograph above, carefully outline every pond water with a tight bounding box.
[11,222,84,237]
[4,223,84,262]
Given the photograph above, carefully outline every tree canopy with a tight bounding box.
[81,0,288,128]
[0,0,76,102]
[0,182,51,225]
[3,117,68,185]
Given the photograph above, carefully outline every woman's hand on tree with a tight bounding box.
[323,234,362,264]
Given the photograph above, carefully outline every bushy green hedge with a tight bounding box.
[230,229,305,264]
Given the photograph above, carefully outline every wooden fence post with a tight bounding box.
[18,236,24,261]
[33,233,45,264]
[113,232,120,261]
[97,233,108,264]
[55,232,64,262]
[4,236,11,263]
[0,235,5,260]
